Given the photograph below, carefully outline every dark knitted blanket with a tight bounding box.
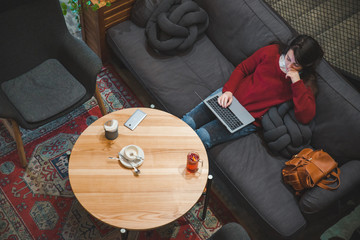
[145,0,208,55]
[261,101,315,158]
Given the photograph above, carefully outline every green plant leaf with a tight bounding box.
[70,2,77,9]
[61,2,68,9]
[106,2,111,7]
[91,4,99,11]
[61,3,68,15]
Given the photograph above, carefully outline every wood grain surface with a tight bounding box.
[69,108,209,230]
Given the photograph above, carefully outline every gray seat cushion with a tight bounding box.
[107,20,234,118]
[1,59,86,123]
[209,134,306,237]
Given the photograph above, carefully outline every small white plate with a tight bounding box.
[119,145,145,168]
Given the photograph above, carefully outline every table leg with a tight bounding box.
[120,229,128,240]
[119,229,139,240]
[202,174,213,220]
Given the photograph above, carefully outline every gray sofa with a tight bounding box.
[106,0,360,238]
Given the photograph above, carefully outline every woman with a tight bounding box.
[182,35,324,148]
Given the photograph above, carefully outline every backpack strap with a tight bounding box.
[316,168,341,190]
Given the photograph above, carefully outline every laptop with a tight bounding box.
[201,92,255,133]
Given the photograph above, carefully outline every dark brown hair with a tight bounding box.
[276,35,324,95]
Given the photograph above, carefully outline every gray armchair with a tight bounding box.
[0,0,107,167]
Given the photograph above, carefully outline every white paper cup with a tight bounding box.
[104,120,118,140]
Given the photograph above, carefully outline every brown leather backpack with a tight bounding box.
[282,148,340,195]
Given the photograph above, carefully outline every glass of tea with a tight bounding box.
[186,152,203,173]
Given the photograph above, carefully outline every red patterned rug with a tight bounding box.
[0,65,236,240]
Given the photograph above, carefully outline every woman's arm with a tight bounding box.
[219,45,276,107]
[286,67,316,124]
[292,80,316,124]
[222,45,272,93]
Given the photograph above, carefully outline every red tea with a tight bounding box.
[186,152,200,173]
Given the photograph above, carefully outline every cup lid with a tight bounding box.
[104,120,118,132]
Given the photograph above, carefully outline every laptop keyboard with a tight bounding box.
[207,96,243,131]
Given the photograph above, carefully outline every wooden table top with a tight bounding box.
[69,108,209,230]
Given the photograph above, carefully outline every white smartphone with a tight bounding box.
[124,109,147,130]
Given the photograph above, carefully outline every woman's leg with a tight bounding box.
[182,102,215,130]
[182,88,222,129]
[196,120,257,148]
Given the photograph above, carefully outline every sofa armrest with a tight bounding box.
[299,160,360,214]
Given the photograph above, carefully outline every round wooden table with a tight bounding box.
[69,108,209,231]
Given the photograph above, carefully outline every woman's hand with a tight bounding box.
[218,91,233,108]
[286,68,301,83]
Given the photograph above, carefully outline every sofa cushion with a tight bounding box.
[195,0,295,66]
[311,60,360,163]
[107,20,234,117]
[209,133,306,237]
[145,0,209,55]
[130,0,162,28]
[261,101,314,158]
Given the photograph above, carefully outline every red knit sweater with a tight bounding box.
[223,44,316,126]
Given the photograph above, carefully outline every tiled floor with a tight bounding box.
[265,0,360,83]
